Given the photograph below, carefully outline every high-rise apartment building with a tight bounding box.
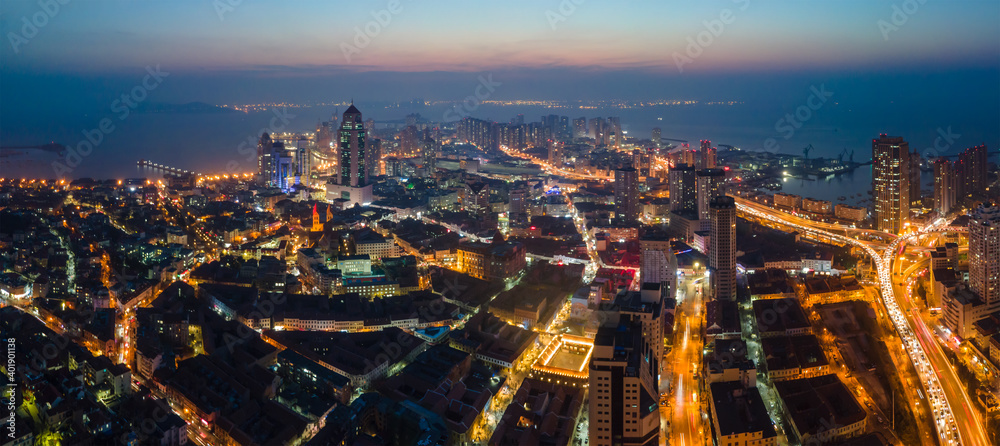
[257,132,273,183]
[700,140,717,169]
[696,168,727,221]
[872,135,911,234]
[590,118,606,146]
[608,117,622,148]
[933,159,957,215]
[614,166,640,223]
[573,117,587,138]
[588,284,664,446]
[969,203,1000,305]
[709,196,737,301]
[651,128,661,147]
[258,135,300,191]
[669,164,698,213]
[457,117,499,152]
[509,187,529,225]
[910,150,921,209]
[957,144,989,199]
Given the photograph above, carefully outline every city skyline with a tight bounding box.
[2,2,999,446]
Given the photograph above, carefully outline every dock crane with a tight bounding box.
[802,144,814,159]
[838,148,855,163]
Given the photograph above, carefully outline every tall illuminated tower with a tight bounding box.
[969,203,1000,305]
[614,166,639,223]
[338,104,369,187]
[871,135,911,233]
[700,139,717,169]
[709,195,736,301]
[933,159,956,215]
[668,164,697,213]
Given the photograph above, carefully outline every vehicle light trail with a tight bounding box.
[736,202,969,445]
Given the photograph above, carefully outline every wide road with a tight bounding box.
[498,144,611,181]
[735,202,965,445]
[733,196,896,242]
[891,234,990,446]
[666,274,707,446]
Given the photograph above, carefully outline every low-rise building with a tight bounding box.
[774,374,867,444]
[774,192,802,209]
[709,382,778,446]
[488,378,584,446]
[802,197,833,214]
[760,335,829,381]
[834,204,867,222]
[753,298,811,338]
[457,238,526,282]
[705,339,756,387]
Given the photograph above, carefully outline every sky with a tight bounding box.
[1,0,998,103]
[0,0,998,179]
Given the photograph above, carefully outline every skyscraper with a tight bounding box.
[958,144,988,199]
[588,285,663,445]
[573,117,587,138]
[696,168,727,221]
[338,104,369,187]
[316,110,338,154]
[608,117,622,148]
[295,144,311,185]
[872,135,911,234]
[668,164,697,213]
[257,132,273,182]
[651,127,661,147]
[709,196,737,301]
[456,117,499,152]
[933,159,957,215]
[589,117,605,144]
[700,140,717,169]
[509,186,529,225]
[969,203,1000,305]
[614,166,640,223]
[910,149,921,209]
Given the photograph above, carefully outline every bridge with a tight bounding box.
[137,159,201,177]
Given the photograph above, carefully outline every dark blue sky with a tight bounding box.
[0,1,998,179]
[2,0,998,104]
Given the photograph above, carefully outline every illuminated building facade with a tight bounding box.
[614,166,639,223]
[710,196,737,301]
[871,135,911,233]
[338,104,370,187]
[970,202,1000,305]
